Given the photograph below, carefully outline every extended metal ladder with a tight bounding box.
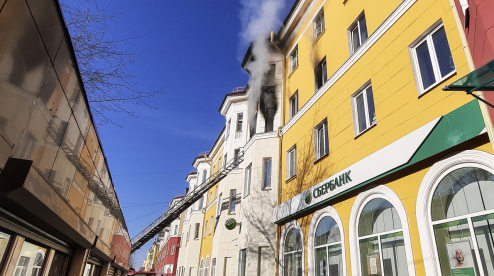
[130,151,244,253]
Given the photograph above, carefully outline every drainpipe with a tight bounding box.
[447,0,494,151]
[271,31,285,276]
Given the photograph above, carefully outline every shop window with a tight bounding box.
[430,167,494,276]
[244,164,252,198]
[315,58,327,91]
[211,258,216,276]
[198,258,204,276]
[287,146,297,179]
[47,251,69,276]
[263,158,272,189]
[0,231,12,265]
[314,119,329,160]
[290,47,298,73]
[410,24,455,94]
[284,228,303,276]
[289,91,298,119]
[238,249,246,276]
[14,241,47,276]
[314,216,343,276]
[352,83,376,135]
[349,14,368,54]
[204,256,210,276]
[357,198,409,276]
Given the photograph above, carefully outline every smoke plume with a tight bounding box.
[240,0,285,120]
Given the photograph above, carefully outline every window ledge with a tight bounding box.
[262,187,272,191]
[228,212,236,215]
[354,123,377,139]
[288,66,299,78]
[312,29,326,46]
[285,175,297,184]
[418,70,457,98]
[313,152,329,164]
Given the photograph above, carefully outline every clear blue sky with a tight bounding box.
[64,0,295,266]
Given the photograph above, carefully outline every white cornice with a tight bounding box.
[281,0,417,135]
[219,94,248,116]
[244,131,278,152]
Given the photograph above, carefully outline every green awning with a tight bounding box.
[443,58,494,92]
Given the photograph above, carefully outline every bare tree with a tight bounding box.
[60,0,164,126]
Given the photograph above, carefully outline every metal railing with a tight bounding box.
[130,150,244,253]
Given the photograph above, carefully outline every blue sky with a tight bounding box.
[63,0,295,266]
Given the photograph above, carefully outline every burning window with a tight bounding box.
[315,57,327,91]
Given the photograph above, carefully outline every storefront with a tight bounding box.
[275,100,494,276]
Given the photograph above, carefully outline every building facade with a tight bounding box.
[274,1,494,276]
[0,0,131,275]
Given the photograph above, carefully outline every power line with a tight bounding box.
[113,170,191,177]
[126,207,169,223]
[122,202,170,208]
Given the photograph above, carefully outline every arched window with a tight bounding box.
[314,216,343,276]
[357,198,409,276]
[204,256,210,276]
[284,228,303,276]
[429,166,494,276]
[198,258,204,276]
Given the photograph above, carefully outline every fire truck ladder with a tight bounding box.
[130,150,244,253]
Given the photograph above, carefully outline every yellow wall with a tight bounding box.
[279,0,485,275]
[281,0,472,202]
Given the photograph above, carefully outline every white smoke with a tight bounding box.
[240,0,285,120]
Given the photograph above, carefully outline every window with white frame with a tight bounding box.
[237,113,243,132]
[349,14,368,54]
[198,259,204,276]
[315,58,327,91]
[209,216,213,235]
[314,10,325,40]
[204,221,208,238]
[226,119,231,138]
[238,249,247,276]
[314,119,329,160]
[204,257,210,276]
[289,92,298,119]
[314,216,343,276]
[202,169,208,183]
[284,228,303,276]
[410,24,455,93]
[290,46,298,73]
[171,244,175,255]
[229,189,236,213]
[352,84,376,135]
[244,164,252,197]
[287,146,297,179]
[429,167,494,276]
[194,223,200,239]
[224,154,228,167]
[357,198,409,276]
[263,158,272,189]
[211,258,216,276]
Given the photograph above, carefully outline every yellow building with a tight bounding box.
[274,0,493,276]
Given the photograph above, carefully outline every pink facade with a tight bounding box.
[454,0,494,120]
[156,237,181,276]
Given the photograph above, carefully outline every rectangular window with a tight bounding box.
[234,149,241,168]
[287,146,297,179]
[349,14,368,54]
[209,216,213,234]
[289,92,298,119]
[204,221,208,238]
[194,223,200,239]
[187,225,191,241]
[352,84,376,135]
[211,258,216,276]
[314,119,329,160]
[224,154,228,167]
[226,119,231,138]
[171,245,175,255]
[202,169,208,183]
[410,24,455,93]
[175,225,178,235]
[315,58,327,91]
[229,189,236,213]
[238,249,247,276]
[265,64,276,86]
[263,158,272,189]
[290,47,298,73]
[244,164,252,197]
[314,10,325,40]
[237,113,243,132]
